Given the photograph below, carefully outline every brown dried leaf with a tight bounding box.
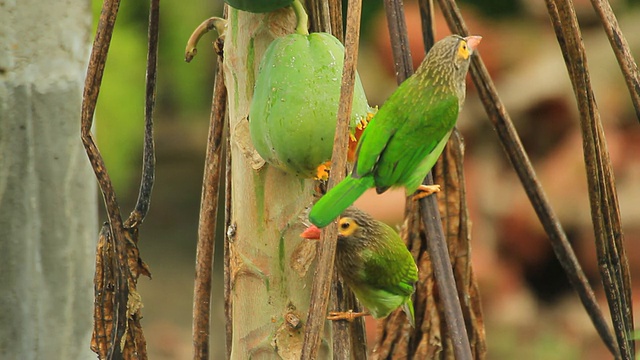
[91,223,151,359]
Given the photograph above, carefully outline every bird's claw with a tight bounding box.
[412,184,441,201]
[327,310,367,322]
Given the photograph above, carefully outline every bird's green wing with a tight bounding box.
[360,225,418,297]
[352,75,422,178]
[362,247,417,297]
[402,128,453,192]
[351,108,397,179]
[353,75,459,192]
[373,94,458,192]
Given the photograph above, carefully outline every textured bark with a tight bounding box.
[223,7,331,359]
[0,1,96,359]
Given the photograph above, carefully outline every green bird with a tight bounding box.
[300,207,418,326]
[309,35,481,228]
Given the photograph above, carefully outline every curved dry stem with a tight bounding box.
[126,0,159,228]
[185,17,227,63]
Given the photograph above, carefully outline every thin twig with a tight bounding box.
[307,1,368,358]
[81,0,123,241]
[436,129,488,358]
[588,0,640,122]
[419,185,473,360]
[184,9,229,360]
[192,53,227,360]
[306,0,331,34]
[418,0,436,53]
[436,0,619,355]
[545,0,632,358]
[330,273,367,360]
[415,2,473,358]
[329,0,344,43]
[304,3,352,358]
[300,0,362,358]
[83,0,157,358]
[126,0,159,228]
[329,276,350,360]
[347,297,368,360]
[80,0,130,357]
[383,0,473,359]
[382,0,413,83]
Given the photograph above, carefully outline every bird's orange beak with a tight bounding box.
[464,35,482,54]
[300,225,321,240]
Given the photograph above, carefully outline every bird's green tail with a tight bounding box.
[309,175,374,227]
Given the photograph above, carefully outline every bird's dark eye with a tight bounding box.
[340,222,350,229]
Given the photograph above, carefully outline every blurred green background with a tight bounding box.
[92,0,640,358]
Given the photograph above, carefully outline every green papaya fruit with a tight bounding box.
[224,0,294,13]
[249,32,370,178]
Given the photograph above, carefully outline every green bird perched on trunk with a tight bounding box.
[309,34,482,228]
[300,207,418,326]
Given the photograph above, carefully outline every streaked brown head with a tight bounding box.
[417,34,482,104]
[301,207,378,245]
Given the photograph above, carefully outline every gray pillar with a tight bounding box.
[0,1,97,359]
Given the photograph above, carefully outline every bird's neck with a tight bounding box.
[335,237,369,275]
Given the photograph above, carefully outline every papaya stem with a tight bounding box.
[292,0,309,35]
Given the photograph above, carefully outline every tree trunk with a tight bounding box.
[0,1,96,359]
[223,7,332,359]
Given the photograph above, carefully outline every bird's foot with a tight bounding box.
[412,184,441,201]
[327,310,369,322]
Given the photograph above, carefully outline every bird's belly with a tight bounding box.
[350,285,406,319]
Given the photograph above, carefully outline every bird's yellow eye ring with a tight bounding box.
[457,40,470,60]
[337,217,359,237]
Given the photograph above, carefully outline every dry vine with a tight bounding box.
[81,0,159,358]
